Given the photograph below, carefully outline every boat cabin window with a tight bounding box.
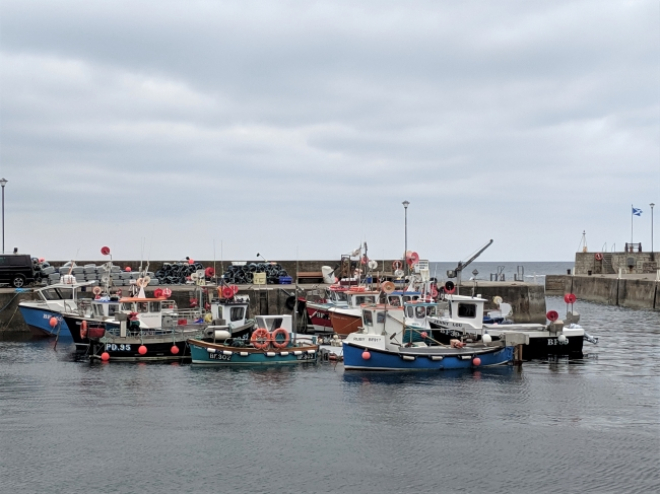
[230,307,245,322]
[149,302,161,313]
[92,304,104,317]
[40,288,63,300]
[121,303,132,311]
[403,295,419,302]
[415,306,426,319]
[363,310,373,326]
[162,300,176,310]
[355,295,375,305]
[107,304,119,317]
[388,296,401,306]
[426,306,437,317]
[376,311,385,324]
[216,307,223,320]
[458,303,477,318]
[406,306,414,318]
[137,302,149,313]
[335,292,348,302]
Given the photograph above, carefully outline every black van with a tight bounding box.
[0,254,36,287]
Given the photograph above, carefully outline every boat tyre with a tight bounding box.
[271,328,290,349]
[250,328,272,350]
[285,296,296,311]
[12,275,25,288]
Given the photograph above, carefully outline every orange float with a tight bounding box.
[271,328,290,349]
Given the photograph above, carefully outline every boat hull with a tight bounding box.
[18,305,69,338]
[428,325,584,360]
[189,339,319,365]
[343,343,514,371]
[305,303,334,333]
[329,311,361,336]
[89,338,191,362]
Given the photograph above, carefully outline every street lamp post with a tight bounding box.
[0,178,7,254]
[402,200,409,273]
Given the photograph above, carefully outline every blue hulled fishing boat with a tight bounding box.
[342,292,515,371]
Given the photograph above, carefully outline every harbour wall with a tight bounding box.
[546,275,658,311]
[574,252,658,276]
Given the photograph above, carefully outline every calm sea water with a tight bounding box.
[1,264,658,494]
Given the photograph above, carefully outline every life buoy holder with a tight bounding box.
[250,328,272,350]
[271,328,290,349]
[80,320,88,339]
[392,260,403,271]
[594,253,603,261]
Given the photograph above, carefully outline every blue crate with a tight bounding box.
[279,276,292,284]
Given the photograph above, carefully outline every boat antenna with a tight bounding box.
[213,239,217,286]
[293,248,299,342]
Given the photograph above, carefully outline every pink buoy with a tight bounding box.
[188,258,195,265]
[161,288,172,298]
[421,331,428,339]
[171,345,180,355]
[362,351,371,360]
[472,357,481,366]
[101,246,111,256]
[101,352,110,361]
[125,266,132,272]
[138,345,147,355]
[38,257,45,263]
[49,317,58,328]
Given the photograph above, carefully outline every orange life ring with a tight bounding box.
[271,328,290,349]
[392,260,403,270]
[594,253,603,261]
[250,328,272,350]
[80,320,88,339]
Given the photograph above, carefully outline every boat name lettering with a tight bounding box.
[208,353,232,361]
[105,344,131,351]
[297,353,316,360]
[368,338,380,342]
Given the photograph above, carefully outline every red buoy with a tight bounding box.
[222,286,234,299]
[49,317,58,328]
[564,293,577,304]
[472,357,481,366]
[205,267,215,277]
[362,351,371,360]
[153,288,164,298]
[421,331,428,339]
[125,266,132,272]
[101,352,110,361]
[171,346,180,355]
[138,345,147,355]
[546,310,559,322]
[188,258,195,265]
[101,246,111,256]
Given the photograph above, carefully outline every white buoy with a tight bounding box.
[482,334,492,344]
[558,334,567,344]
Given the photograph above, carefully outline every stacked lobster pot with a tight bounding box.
[154,261,216,285]
[45,262,158,287]
[220,262,290,285]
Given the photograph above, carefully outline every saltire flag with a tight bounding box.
[632,207,642,216]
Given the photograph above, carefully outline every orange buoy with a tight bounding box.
[362,351,371,360]
[101,352,110,361]
[171,345,180,355]
[49,317,58,328]
[472,357,481,366]
[250,328,272,350]
[80,320,88,339]
[138,345,147,355]
[271,328,290,349]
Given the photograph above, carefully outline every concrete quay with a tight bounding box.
[546,273,659,311]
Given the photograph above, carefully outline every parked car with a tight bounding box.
[0,254,36,287]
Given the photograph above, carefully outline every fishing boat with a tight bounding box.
[18,277,95,337]
[342,292,514,370]
[62,294,206,361]
[427,291,596,360]
[203,285,255,338]
[328,287,380,336]
[189,314,319,365]
[305,285,349,333]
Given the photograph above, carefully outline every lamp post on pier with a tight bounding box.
[0,178,7,254]
[402,200,409,274]
[651,203,655,260]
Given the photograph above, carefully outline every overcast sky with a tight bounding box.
[0,0,658,263]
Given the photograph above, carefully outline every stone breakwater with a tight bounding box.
[546,274,659,311]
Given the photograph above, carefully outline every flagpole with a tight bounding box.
[631,204,633,247]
